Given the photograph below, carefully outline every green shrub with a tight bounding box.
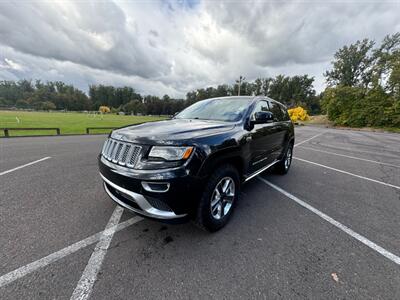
[322,85,400,128]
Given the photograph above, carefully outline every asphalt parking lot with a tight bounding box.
[1,126,399,299]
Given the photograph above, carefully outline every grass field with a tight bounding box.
[0,110,166,136]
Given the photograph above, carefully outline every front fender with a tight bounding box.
[197,146,245,178]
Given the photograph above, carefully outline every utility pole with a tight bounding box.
[237,75,245,96]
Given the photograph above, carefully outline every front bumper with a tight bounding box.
[101,174,187,220]
[99,156,203,220]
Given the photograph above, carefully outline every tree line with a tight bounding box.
[185,74,319,114]
[0,80,90,111]
[0,74,319,115]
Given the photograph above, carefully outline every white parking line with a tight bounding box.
[0,215,143,288]
[70,206,124,300]
[257,177,400,266]
[294,132,325,147]
[0,156,51,176]
[298,146,400,168]
[294,157,400,191]
[300,142,400,159]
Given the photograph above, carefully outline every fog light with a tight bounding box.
[141,181,170,193]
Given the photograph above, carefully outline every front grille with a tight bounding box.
[102,138,142,168]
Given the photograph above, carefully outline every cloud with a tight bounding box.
[0,1,171,78]
[1,58,24,71]
[0,0,399,97]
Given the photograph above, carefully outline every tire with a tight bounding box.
[275,142,293,175]
[194,164,240,232]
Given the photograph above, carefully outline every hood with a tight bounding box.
[111,119,236,145]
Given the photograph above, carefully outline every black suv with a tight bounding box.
[98,96,294,231]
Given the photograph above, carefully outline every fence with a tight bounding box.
[1,127,119,137]
[1,127,60,137]
[86,127,117,134]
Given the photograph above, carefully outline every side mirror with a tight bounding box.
[252,111,273,124]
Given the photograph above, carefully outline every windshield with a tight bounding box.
[175,98,251,122]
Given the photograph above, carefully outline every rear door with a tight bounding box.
[267,100,288,159]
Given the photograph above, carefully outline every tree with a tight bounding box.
[321,86,365,126]
[99,106,111,113]
[214,84,231,97]
[324,39,375,88]
[34,101,56,111]
[288,107,309,122]
[253,78,272,96]
[372,33,400,95]
[322,33,400,128]
[263,75,317,111]
[123,100,144,115]
[16,99,30,108]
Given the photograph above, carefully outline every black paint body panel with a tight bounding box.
[99,96,295,219]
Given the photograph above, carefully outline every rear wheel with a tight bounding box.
[194,164,240,232]
[275,143,293,175]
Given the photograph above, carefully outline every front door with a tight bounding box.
[248,100,277,174]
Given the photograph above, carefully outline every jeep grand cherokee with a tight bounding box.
[98,96,294,231]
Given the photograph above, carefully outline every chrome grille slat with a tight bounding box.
[112,143,124,163]
[101,140,108,154]
[104,140,112,159]
[115,144,126,164]
[119,145,131,165]
[101,138,141,168]
[110,142,120,161]
[105,139,112,155]
[124,146,136,167]
[129,146,141,166]
[106,141,116,159]
[102,140,110,157]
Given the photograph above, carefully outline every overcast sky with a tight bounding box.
[0,0,399,97]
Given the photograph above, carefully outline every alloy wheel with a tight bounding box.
[210,177,235,220]
[285,146,292,170]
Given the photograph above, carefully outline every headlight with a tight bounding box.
[148,146,194,161]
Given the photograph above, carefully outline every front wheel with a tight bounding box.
[275,143,293,175]
[194,164,240,232]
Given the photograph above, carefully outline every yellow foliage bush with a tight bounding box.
[99,106,111,113]
[288,106,309,122]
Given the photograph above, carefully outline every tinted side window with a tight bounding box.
[279,104,290,121]
[268,101,284,122]
[251,100,269,120]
